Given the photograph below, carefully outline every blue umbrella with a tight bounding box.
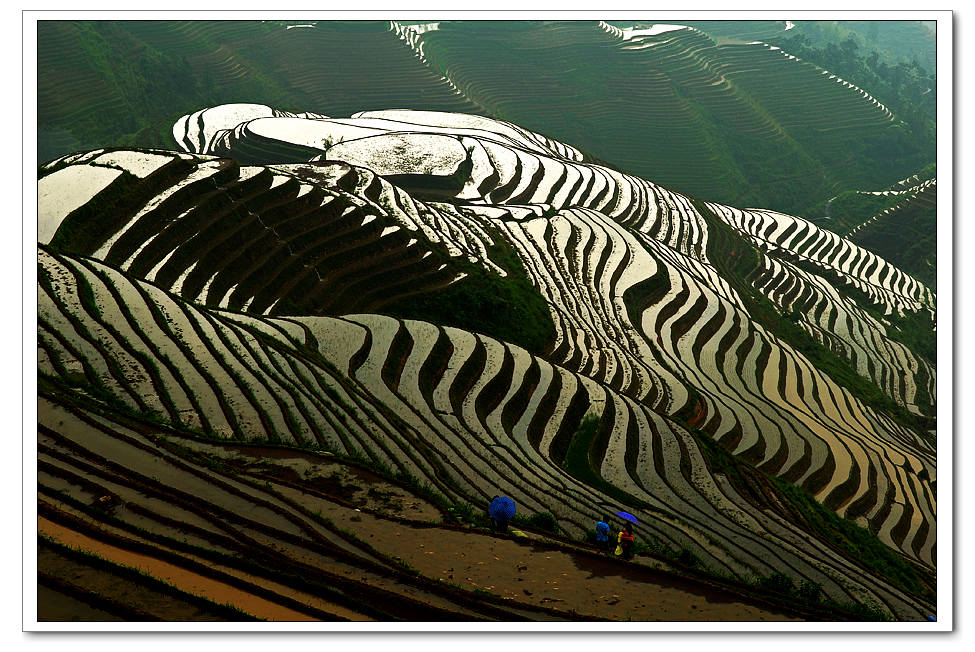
[615,511,639,525]
[489,496,516,521]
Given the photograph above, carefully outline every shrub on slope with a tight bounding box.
[380,231,556,355]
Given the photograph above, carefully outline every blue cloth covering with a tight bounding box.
[595,521,610,542]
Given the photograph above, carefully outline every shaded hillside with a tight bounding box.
[395,20,909,215]
[37,106,937,620]
[667,20,793,44]
[37,20,934,217]
[797,21,936,72]
[651,20,936,73]
[803,165,937,294]
[847,179,937,290]
[37,20,480,162]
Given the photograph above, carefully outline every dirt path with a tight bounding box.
[38,427,807,622]
[255,457,804,621]
[336,516,801,621]
[186,438,807,621]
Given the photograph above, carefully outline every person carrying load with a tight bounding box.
[616,523,635,560]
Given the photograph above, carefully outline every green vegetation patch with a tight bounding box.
[826,190,907,234]
[558,412,653,512]
[37,21,307,162]
[685,421,932,608]
[512,511,560,534]
[381,227,556,355]
[769,476,935,604]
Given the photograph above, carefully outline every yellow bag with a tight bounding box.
[614,544,623,556]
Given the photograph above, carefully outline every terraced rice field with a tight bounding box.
[36,20,482,163]
[847,179,937,289]
[404,21,904,210]
[38,20,926,216]
[38,247,933,620]
[37,105,936,620]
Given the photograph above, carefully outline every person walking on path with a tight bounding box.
[489,495,516,533]
[595,519,611,553]
[617,522,635,560]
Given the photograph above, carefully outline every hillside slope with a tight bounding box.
[41,391,865,622]
[37,106,936,621]
[845,178,937,290]
[37,20,933,216]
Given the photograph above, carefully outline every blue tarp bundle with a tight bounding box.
[489,496,516,521]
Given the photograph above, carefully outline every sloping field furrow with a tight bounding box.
[709,203,934,315]
[496,201,848,506]
[173,104,330,160]
[709,43,894,130]
[610,27,787,142]
[496,188,936,572]
[670,20,791,42]
[56,256,203,424]
[335,163,503,269]
[347,109,586,162]
[614,228,936,567]
[329,315,494,503]
[286,312,932,616]
[243,22,482,117]
[38,250,602,534]
[487,209,684,409]
[604,392,902,606]
[117,21,262,57]
[38,84,938,621]
[36,247,934,618]
[209,121,328,164]
[92,159,236,263]
[126,168,288,282]
[36,400,556,621]
[181,105,724,264]
[38,394,856,622]
[38,154,488,318]
[41,136,937,575]
[38,166,124,248]
[37,23,127,125]
[37,254,153,413]
[459,196,936,571]
[751,254,934,414]
[634,244,789,449]
[36,422,420,579]
[40,151,201,254]
[185,46,254,89]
